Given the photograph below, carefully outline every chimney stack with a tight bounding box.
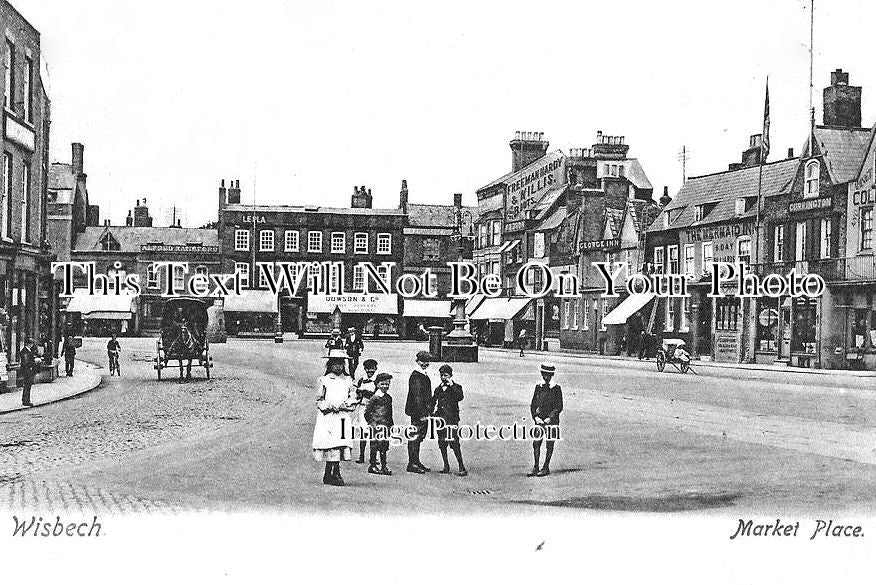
[823,68,862,128]
[399,179,409,214]
[659,186,672,207]
[227,179,241,204]
[126,210,133,227]
[351,185,372,208]
[133,199,153,227]
[72,143,84,176]
[509,130,549,172]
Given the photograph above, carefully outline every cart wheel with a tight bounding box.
[656,350,666,372]
[680,361,690,374]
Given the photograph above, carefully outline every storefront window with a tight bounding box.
[715,297,739,331]
[851,309,867,349]
[757,298,779,351]
[792,299,817,353]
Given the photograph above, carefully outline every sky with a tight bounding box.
[13,0,876,227]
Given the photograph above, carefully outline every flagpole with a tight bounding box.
[754,78,769,276]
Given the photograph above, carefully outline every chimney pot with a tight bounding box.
[136,199,140,206]
[221,179,225,187]
[788,147,795,158]
[453,193,463,208]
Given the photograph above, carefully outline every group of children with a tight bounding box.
[311,347,562,486]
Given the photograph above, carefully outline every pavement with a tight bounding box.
[0,360,103,414]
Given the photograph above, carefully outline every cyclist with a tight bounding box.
[107,333,122,376]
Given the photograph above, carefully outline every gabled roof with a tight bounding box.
[628,198,662,232]
[407,203,477,230]
[604,207,624,238]
[651,158,798,232]
[74,226,218,252]
[48,163,75,191]
[625,159,653,190]
[804,125,871,185]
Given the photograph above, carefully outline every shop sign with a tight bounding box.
[579,238,621,252]
[682,222,753,244]
[788,196,832,213]
[504,152,566,224]
[851,188,876,206]
[241,215,267,224]
[5,114,34,152]
[714,331,739,362]
[533,233,545,258]
[140,244,219,253]
[308,293,398,315]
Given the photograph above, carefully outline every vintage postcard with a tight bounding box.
[0,0,873,582]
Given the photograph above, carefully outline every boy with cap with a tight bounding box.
[433,364,467,476]
[353,358,379,463]
[405,350,434,473]
[325,328,345,351]
[528,364,563,477]
[364,372,394,475]
[345,326,365,378]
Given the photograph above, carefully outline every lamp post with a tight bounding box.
[442,193,478,362]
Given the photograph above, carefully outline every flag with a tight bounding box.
[762,78,770,162]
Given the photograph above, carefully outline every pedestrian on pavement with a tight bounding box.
[433,364,467,476]
[325,328,344,351]
[353,358,379,464]
[518,328,528,357]
[405,350,434,473]
[107,334,122,376]
[345,326,364,378]
[59,334,77,377]
[364,372,394,476]
[638,331,651,360]
[312,349,358,486]
[19,337,38,407]
[528,364,563,477]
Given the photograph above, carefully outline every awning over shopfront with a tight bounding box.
[64,290,137,320]
[469,297,532,321]
[402,299,453,318]
[308,293,398,315]
[601,293,655,325]
[464,294,486,315]
[223,290,279,313]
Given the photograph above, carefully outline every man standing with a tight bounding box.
[345,326,364,378]
[518,328,528,357]
[19,337,38,407]
[59,334,77,377]
[405,350,433,473]
[107,334,121,376]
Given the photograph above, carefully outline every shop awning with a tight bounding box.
[469,297,532,321]
[223,290,279,313]
[402,299,453,318]
[465,293,486,315]
[64,290,137,319]
[601,293,655,325]
[308,293,398,315]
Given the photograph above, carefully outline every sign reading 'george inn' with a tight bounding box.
[579,238,621,252]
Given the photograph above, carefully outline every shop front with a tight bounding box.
[401,299,452,339]
[64,290,139,337]
[223,290,279,337]
[468,297,532,347]
[306,293,399,337]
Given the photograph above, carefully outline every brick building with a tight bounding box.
[0,0,54,384]
[67,199,220,336]
[400,183,476,339]
[218,181,405,337]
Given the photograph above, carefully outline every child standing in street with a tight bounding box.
[528,364,563,477]
[364,372,394,476]
[433,364,467,476]
[312,350,358,486]
[353,358,378,463]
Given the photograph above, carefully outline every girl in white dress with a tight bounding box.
[312,350,358,486]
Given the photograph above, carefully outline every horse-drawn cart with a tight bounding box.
[155,297,213,380]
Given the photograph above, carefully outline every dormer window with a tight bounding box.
[99,233,120,251]
[805,159,820,198]
[662,212,670,229]
[694,205,704,222]
[735,198,746,215]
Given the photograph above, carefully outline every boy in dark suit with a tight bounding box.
[364,372,394,475]
[433,364,467,476]
[405,350,433,473]
[528,364,563,477]
[345,327,365,377]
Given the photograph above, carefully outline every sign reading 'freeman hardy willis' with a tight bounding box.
[504,151,566,225]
